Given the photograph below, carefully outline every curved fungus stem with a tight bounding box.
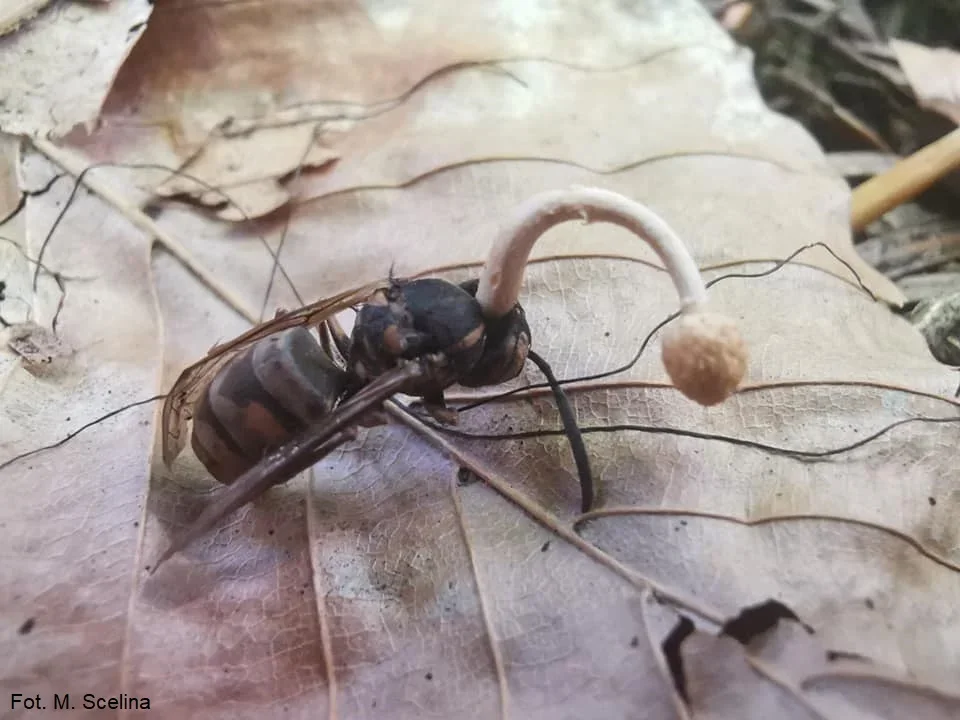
[477,186,748,406]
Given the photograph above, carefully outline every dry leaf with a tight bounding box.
[2,2,959,719]
[674,603,960,719]
[151,124,339,221]
[68,0,729,220]
[0,0,152,137]
[0,0,52,37]
[890,38,960,124]
[4,321,71,373]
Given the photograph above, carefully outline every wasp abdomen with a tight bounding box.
[191,327,347,484]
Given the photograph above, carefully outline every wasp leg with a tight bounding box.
[422,390,459,425]
[153,427,356,574]
[526,350,594,513]
[320,312,352,361]
[151,360,427,574]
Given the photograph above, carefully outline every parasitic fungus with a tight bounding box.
[476,186,748,406]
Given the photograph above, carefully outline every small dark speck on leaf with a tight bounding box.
[133,521,139,528]
[144,565,151,572]
[18,617,35,635]
[630,636,639,648]
[457,467,477,486]
[128,22,146,33]
[827,649,871,663]
[928,497,937,506]
[540,541,550,552]
[680,519,687,526]
[268,529,275,535]
[864,598,874,610]
[604,331,610,337]
[425,672,433,681]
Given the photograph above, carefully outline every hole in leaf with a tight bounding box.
[720,599,812,645]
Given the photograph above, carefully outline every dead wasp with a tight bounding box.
[154,187,748,571]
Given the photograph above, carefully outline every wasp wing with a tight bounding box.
[152,359,425,572]
[161,281,387,467]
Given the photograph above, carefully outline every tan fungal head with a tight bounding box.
[660,310,747,405]
[476,186,747,405]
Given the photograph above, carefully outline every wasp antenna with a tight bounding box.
[526,349,594,513]
[477,187,748,406]
[387,261,401,285]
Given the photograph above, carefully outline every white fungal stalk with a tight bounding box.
[477,186,748,406]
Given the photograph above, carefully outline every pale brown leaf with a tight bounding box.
[0,0,50,37]
[890,39,960,125]
[152,125,339,221]
[0,0,152,137]
[2,2,958,719]
[678,609,960,719]
[1,144,160,710]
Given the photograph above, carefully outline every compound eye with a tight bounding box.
[458,302,530,388]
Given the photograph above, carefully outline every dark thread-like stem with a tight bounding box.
[423,414,960,460]
[527,349,594,512]
[28,156,303,309]
[0,394,168,472]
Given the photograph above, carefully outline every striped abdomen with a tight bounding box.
[190,327,347,484]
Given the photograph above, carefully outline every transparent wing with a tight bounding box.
[160,281,386,466]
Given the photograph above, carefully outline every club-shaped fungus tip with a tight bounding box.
[661,309,747,406]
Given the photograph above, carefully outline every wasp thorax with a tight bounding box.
[349,278,487,397]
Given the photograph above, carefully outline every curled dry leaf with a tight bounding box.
[0,0,152,137]
[0,0,52,37]
[151,124,340,221]
[4,321,71,374]
[890,39,960,125]
[68,0,741,222]
[2,1,960,719]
